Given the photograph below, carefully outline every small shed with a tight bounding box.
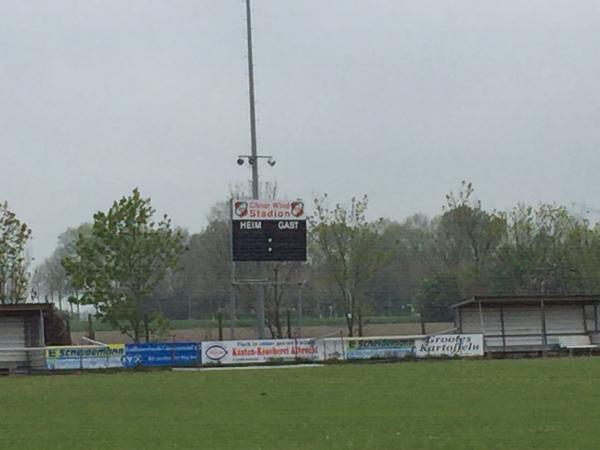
[452,295,600,353]
[0,303,71,372]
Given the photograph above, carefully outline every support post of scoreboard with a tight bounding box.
[255,264,265,339]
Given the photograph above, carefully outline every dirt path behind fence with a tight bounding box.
[71,322,454,344]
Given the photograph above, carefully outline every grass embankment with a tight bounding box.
[1,358,600,449]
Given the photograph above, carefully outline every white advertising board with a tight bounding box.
[46,345,125,370]
[202,339,318,365]
[415,334,483,357]
[232,200,305,221]
[317,339,346,361]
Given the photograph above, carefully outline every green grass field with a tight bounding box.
[1,358,600,449]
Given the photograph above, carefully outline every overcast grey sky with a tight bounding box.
[2,0,600,262]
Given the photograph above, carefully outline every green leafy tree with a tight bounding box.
[414,273,460,321]
[370,215,435,316]
[431,181,506,296]
[573,223,600,293]
[63,189,184,342]
[310,194,391,336]
[0,202,32,304]
[492,204,586,295]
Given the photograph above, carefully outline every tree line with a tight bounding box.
[3,181,600,340]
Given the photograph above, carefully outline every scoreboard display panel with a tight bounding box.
[231,200,307,262]
[232,220,306,261]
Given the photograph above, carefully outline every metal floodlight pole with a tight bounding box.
[245,0,265,339]
[246,0,259,199]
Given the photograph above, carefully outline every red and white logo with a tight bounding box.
[234,201,248,218]
[231,199,306,220]
[291,201,304,218]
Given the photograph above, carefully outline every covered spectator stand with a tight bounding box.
[0,303,70,372]
[453,295,600,355]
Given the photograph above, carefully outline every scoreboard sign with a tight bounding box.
[231,200,307,261]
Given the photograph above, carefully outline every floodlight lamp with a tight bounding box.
[237,158,245,166]
[267,158,276,167]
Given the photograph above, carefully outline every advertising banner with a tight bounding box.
[415,334,484,357]
[123,342,199,368]
[46,345,125,370]
[202,339,318,365]
[346,338,416,360]
[232,200,305,221]
[317,339,347,361]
